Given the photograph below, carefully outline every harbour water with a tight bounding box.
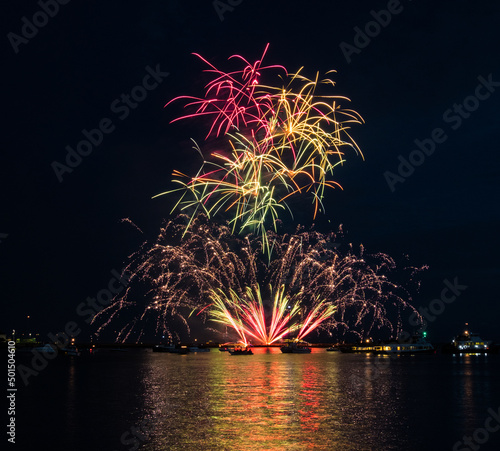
[13,348,500,450]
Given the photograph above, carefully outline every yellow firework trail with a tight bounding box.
[157,48,363,255]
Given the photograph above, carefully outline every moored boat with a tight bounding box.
[339,343,376,353]
[280,339,312,354]
[228,346,253,355]
[339,339,377,353]
[371,333,434,355]
[449,324,492,353]
[219,342,240,352]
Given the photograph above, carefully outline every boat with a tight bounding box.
[326,346,340,352]
[339,340,376,353]
[219,342,240,352]
[280,340,312,354]
[228,346,253,355]
[450,324,492,353]
[371,333,434,355]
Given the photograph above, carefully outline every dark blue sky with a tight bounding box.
[2,0,500,342]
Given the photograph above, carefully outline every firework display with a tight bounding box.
[155,45,363,254]
[94,216,423,344]
[94,47,424,344]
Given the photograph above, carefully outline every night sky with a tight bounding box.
[2,0,500,343]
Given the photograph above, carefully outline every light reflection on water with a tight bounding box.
[139,349,414,450]
[451,353,493,434]
[14,348,500,450]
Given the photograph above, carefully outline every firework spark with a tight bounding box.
[208,284,336,346]
[101,49,424,344]
[165,43,286,138]
[157,46,363,255]
[93,216,424,344]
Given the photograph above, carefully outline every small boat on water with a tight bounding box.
[280,340,312,354]
[228,346,253,355]
[219,342,240,352]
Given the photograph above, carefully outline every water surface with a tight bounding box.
[14,348,500,450]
